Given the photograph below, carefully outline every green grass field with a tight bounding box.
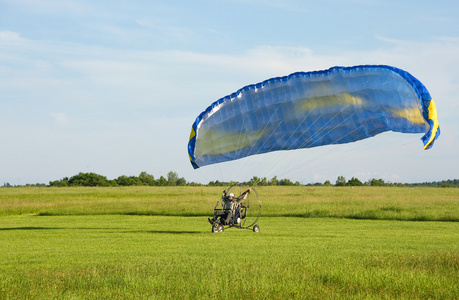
[1,186,458,299]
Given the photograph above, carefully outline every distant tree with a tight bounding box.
[324,180,332,186]
[157,176,167,186]
[248,176,261,186]
[268,176,279,186]
[116,175,142,186]
[207,180,227,186]
[347,177,363,186]
[167,171,179,186]
[49,177,69,187]
[335,176,346,186]
[139,171,156,186]
[68,172,114,187]
[176,177,187,186]
[248,176,268,186]
[26,183,46,187]
[440,182,456,188]
[367,178,386,186]
[259,177,268,186]
[279,178,294,186]
[207,180,217,186]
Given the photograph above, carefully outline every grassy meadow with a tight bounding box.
[0,186,458,299]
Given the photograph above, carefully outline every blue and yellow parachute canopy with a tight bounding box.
[188,65,440,169]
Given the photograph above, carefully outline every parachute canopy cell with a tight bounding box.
[188,65,440,169]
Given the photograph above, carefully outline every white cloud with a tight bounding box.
[0,31,21,40]
[50,113,70,125]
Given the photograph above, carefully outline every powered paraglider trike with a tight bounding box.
[209,182,261,233]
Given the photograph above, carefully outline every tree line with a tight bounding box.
[2,172,458,188]
[47,171,187,187]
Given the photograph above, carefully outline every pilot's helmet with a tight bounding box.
[227,193,234,199]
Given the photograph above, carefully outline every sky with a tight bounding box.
[1,0,458,185]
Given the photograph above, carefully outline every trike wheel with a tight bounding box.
[212,223,223,233]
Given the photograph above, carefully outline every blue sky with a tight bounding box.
[1,0,458,185]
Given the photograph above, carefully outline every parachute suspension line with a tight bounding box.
[262,103,359,181]
[251,118,284,157]
[274,106,362,180]
[242,106,280,159]
[298,104,356,149]
[235,107,281,180]
[302,133,416,184]
[229,114,247,179]
[271,104,374,183]
[247,103,321,182]
[331,122,368,145]
[242,120,285,182]
[235,114,247,152]
[283,117,416,184]
[278,104,318,150]
[195,166,218,185]
[256,103,319,180]
[269,120,368,182]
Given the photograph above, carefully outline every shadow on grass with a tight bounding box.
[0,226,128,231]
[0,227,60,231]
[0,227,208,234]
[129,230,204,235]
[268,213,459,222]
[35,212,209,217]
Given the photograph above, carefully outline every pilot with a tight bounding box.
[209,188,251,225]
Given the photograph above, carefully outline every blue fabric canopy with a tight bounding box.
[188,65,440,169]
